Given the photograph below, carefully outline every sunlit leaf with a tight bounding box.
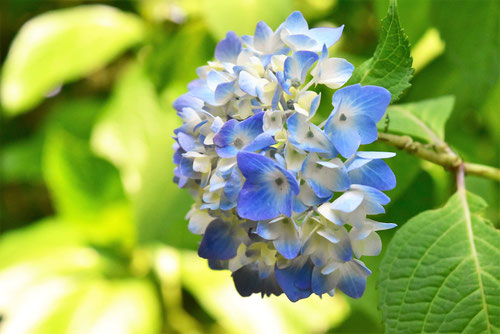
[349,0,413,102]
[91,63,198,249]
[201,0,292,40]
[378,95,455,143]
[0,219,161,334]
[380,192,500,333]
[179,251,350,334]
[1,5,146,114]
[43,129,126,218]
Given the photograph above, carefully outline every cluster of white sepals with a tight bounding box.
[173,11,396,301]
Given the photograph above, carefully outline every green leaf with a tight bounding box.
[1,5,145,114]
[378,95,455,143]
[0,219,161,334]
[379,191,500,333]
[91,63,198,249]
[43,128,126,219]
[349,0,413,102]
[201,0,292,40]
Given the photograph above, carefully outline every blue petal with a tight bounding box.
[173,93,203,113]
[213,119,238,147]
[237,182,288,220]
[331,191,364,213]
[307,26,344,49]
[284,34,318,51]
[332,84,391,123]
[238,71,261,96]
[312,266,334,295]
[215,31,242,63]
[348,159,396,191]
[244,133,275,152]
[232,264,283,297]
[354,115,379,145]
[284,51,319,83]
[190,86,217,105]
[254,21,273,49]
[282,11,308,33]
[274,257,314,302]
[256,221,280,240]
[237,112,265,139]
[216,145,239,158]
[336,261,371,299]
[237,152,299,220]
[287,113,335,154]
[325,120,361,158]
[198,219,240,260]
[214,80,235,104]
[224,168,244,202]
[273,220,301,259]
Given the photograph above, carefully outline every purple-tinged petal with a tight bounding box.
[215,31,242,63]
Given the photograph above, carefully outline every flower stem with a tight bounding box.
[377,132,500,182]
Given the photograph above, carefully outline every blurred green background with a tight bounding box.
[0,0,498,333]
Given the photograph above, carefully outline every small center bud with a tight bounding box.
[275,178,284,186]
[339,113,347,121]
[234,137,244,149]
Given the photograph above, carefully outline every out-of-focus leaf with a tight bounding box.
[1,135,44,182]
[1,5,146,114]
[1,98,104,184]
[201,0,293,40]
[91,63,198,249]
[378,95,455,143]
[179,251,350,334]
[380,192,500,333]
[0,220,161,334]
[43,129,126,218]
[349,0,413,102]
[145,21,215,92]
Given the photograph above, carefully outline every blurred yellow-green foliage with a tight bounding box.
[0,0,498,333]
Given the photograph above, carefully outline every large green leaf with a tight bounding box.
[379,191,500,333]
[349,0,413,102]
[91,63,198,249]
[378,95,455,143]
[1,5,145,114]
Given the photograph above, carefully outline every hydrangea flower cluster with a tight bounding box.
[173,11,397,302]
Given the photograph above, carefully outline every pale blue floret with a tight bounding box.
[237,152,300,220]
[311,258,371,298]
[277,51,318,95]
[257,218,301,259]
[213,112,275,158]
[301,153,350,198]
[324,84,391,158]
[287,113,338,157]
[280,11,344,52]
[345,151,396,190]
[215,31,242,63]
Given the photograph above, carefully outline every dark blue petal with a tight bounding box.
[198,219,240,260]
[274,257,314,302]
[213,119,238,147]
[232,264,283,297]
